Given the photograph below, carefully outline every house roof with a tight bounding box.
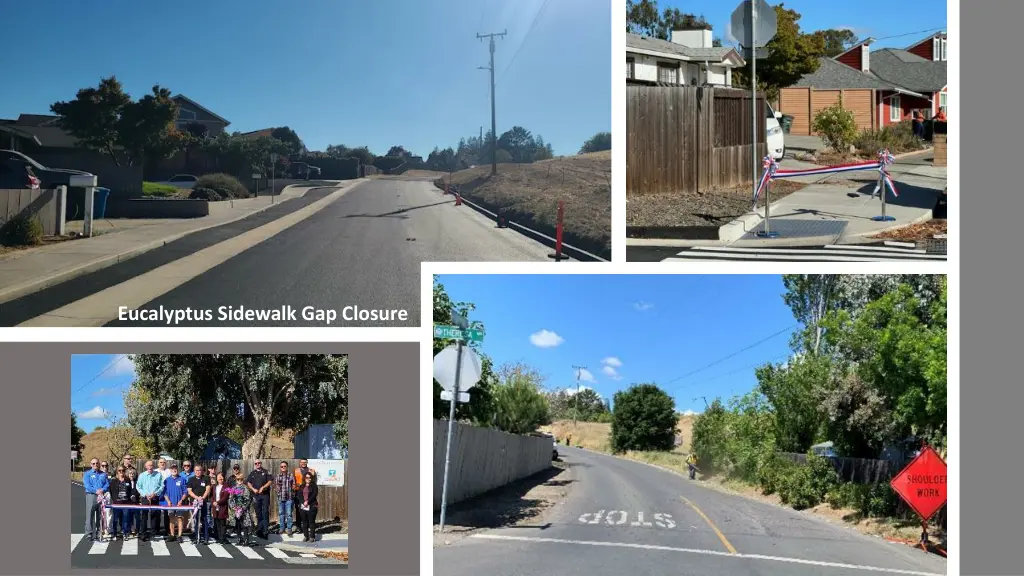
[239,128,275,138]
[171,94,231,126]
[905,31,946,50]
[16,114,61,127]
[832,37,874,60]
[868,48,947,93]
[791,57,896,90]
[5,123,79,147]
[626,33,742,64]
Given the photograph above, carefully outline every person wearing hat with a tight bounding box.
[163,463,189,543]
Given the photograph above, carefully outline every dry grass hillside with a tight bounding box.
[539,413,697,454]
[77,428,295,470]
[436,151,611,258]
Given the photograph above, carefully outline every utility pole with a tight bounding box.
[477,30,506,176]
[694,396,710,410]
[572,365,587,426]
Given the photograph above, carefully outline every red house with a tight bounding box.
[778,32,947,135]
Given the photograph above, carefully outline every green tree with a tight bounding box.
[125,354,348,459]
[782,274,840,354]
[626,0,661,36]
[432,277,496,424]
[51,76,184,167]
[333,421,348,451]
[497,126,537,163]
[489,362,551,434]
[813,28,860,58]
[579,132,612,154]
[690,398,729,471]
[731,4,825,101]
[755,354,829,453]
[270,126,305,153]
[610,383,678,453]
[656,8,711,41]
[72,412,86,449]
[386,145,411,158]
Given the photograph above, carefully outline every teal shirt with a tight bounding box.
[136,470,164,498]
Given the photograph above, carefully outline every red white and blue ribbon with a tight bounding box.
[104,504,194,510]
[753,149,899,206]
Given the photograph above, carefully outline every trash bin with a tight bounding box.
[780,114,794,134]
[93,187,110,219]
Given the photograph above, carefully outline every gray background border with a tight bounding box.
[0,343,418,576]
[962,1,1023,575]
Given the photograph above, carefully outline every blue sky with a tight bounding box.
[655,0,946,50]
[435,275,800,415]
[0,0,610,157]
[71,354,135,433]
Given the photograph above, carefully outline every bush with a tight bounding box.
[853,121,926,156]
[2,213,44,246]
[812,103,858,154]
[142,182,180,197]
[611,384,678,453]
[190,173,250,201]
[189,187,224,201]
[775,453,838,510]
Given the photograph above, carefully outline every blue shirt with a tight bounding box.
[83,469,109,494]
[164,474,189,506]
[181,470,194,483]
[136,470,164,499]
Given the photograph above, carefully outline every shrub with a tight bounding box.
[853,121,926,155]
[812,103,858,153]
[775,453,838,510]
[189,187,224,201]
[2,213,44,246]
[142,182,180,197]
[191,173,250,200]
[611,384,678,453]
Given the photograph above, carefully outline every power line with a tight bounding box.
[679,352,791,393]
[496,0,552,87]
[661,325,797,388]
[872,27,945,42]
[73,354,127,395]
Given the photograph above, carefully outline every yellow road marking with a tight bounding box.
[680,495,737,555]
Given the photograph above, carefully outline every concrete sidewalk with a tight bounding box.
[267,532,348,554]
[0,181,358,304]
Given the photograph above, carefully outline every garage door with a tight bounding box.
[780,88,875,136]
[779,88,810,135]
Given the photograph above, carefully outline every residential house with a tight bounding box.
[172,94,231,136]
[778,32,947,136]
[626,30,744,87]
[238,128,275,139]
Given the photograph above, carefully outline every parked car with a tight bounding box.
[0,149,94,189]
[307,165,322,178]
[0,161,41,189]
[286,162,309,179]
[765,102,785,161]
[154,174,198,189]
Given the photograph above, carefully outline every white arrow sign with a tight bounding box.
[433,344,482,392]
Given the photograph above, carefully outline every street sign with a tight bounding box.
[71,450,77,460]
[740,46,770,60]
[440,390,471,403]
[433,324,484,342]
[433,344,482,391]
[730,0,777,47]
[890,445,948,521]
[252,173,261,179]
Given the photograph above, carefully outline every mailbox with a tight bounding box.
[69,174,98,187]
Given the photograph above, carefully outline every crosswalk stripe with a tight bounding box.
[824,244,926,254]
[300,553,316,558]
[206,543,233,558]
[234,545,264,560]
[71,534,85,553]
[666,253,896,262]
[179,541,202,557]
[662,246,945,261]
[121,538,138,556]
[691,246,944,258]
[265,547,290,559]
[88,541,108,555]
[151,540,170,556]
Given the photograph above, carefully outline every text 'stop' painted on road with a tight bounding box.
[578,511,675,529]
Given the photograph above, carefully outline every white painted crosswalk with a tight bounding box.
[660,243,947,262]
[71,534,336,563]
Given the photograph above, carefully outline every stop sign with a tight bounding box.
[889,445,948,521]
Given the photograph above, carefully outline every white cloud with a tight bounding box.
[90,387,119,398]
[78,406,111,420]
[633,301,654,312]
[601,365,622,380]
[529,329,565,348]
[602,356,623,368]
[681,409,701,416]
[565,384,599,397]
[109,355,136,377]
[575,368,596,383]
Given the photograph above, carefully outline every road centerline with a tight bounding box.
[680,495,737,554]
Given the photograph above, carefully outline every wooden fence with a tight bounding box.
[1,186,64,236]
[627,84,767,196]
[779,452,946,529]
[77,458,347,523]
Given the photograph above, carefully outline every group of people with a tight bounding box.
[83,455,321,546]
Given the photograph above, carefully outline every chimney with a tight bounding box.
[861,44,870,72]
[670,28,712,48]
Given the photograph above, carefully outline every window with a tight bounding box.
[941,38,947,61]
[657,62,678,84]
[627,58,635,80]
[890,95,901,121]
[934,37,947,61]
[178,108,197,121]
[939,91,947,113]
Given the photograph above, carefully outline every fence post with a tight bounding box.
[55,185,67,236]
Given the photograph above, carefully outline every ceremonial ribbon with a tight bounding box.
[104,504,194,510]
[753,149,900,206]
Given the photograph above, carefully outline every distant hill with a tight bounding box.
[539,413,698,454]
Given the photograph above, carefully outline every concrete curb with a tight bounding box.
[719,196,791,242]
[0,182,360,305]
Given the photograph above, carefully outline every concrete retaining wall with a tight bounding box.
[433,420,552,511]
[105,199,210,219]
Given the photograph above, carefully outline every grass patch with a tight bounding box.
[627,179,808,228]
[142,181,181,198]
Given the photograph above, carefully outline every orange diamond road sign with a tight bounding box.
[890,445,948,521]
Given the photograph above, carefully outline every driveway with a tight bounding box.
[785,134,826,154]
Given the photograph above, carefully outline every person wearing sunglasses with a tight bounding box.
[83,458,109,541]
[275,461,295,536]
[246,460,272,540]
[108,466,136,540]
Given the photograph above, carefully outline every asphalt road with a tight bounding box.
[71,482,341,568]
[3,179,554,327]
[434,448,947,576]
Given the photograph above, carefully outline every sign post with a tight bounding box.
[889,444,947,550]
[731,0,778,238]
[252,172,261,197]
[433,312,484,531]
